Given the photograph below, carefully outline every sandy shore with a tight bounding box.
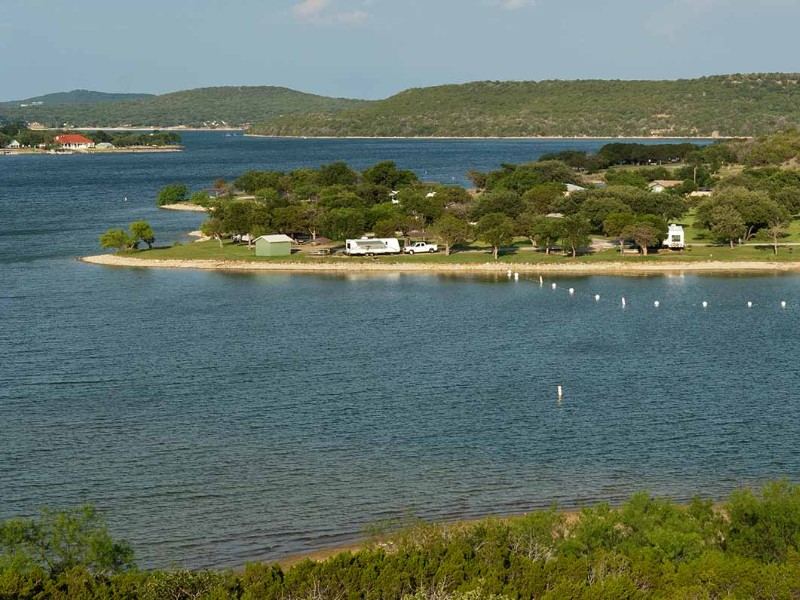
[79,254,800,275]
[159,203,207,212]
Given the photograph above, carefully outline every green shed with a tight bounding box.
[254,234,294,257]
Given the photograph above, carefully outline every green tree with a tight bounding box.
[200,217,225,247]
[233,170,284,194]
[430,214,470,255]
[517,213,563,254]
[317,162,358,187]
[560,215,591,258]
[155,183,188,207]
[602,212,637,239]
[188,191,213,207]
[0,505,135,576]
[696,188,785,242]
[99,229,135,251]
[477,213,516,260]
[129,221,155,249]
[361,161,418,189]
[763,215,790,255]
[320,208,366,241]
[621,223,659,256]
[708,205,746,249]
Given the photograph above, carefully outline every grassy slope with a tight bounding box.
[0,87,368,127]
[249,73,800,137]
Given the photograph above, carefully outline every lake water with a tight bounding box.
[2,133,798,570]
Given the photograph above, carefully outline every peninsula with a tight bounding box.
[89,130,800,274]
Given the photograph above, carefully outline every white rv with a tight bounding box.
[663,224,685,249]
[344,237,401,256]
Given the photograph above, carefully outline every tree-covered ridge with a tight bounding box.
[0,86,367,128]
[0,89,154,108]
[249,73,800,138]
[5,482,800,598]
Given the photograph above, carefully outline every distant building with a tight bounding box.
[95,142,115,149]
[254,234,294,257]
[648,180,683,193]
[7,140,20,148]
[53,134,95,149]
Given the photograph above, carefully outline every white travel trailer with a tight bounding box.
[344,237,401,256]
[663,224,685,249]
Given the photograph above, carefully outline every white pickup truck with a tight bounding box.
[403,241,439,254]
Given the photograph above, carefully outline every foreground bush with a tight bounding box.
[4,481,800,598]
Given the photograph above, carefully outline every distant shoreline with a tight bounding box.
[1,146,182,156]
[244,134,729,141]
[79,254,800,275]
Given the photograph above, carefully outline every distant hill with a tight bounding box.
[0,89,153,108]
[248,74,800,138]
[0,87,368,128]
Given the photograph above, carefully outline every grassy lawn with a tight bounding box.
[125,239,800,264]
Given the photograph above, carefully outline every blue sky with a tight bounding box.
[2,0,800,100]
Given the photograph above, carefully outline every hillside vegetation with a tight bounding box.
[4,482,800,598]
[0,87,367,128]
[0,89,154,108]
[249,74,800,138]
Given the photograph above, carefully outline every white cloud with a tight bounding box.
[293,0,330,19]
[292,0,370,24]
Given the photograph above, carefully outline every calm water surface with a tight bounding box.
[2,133,798,569]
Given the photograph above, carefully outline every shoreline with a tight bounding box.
[79,254,800,275]
[244,133,729,141]
[158,202,207,212]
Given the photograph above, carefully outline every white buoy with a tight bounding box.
[621,297,626,308]
[747,301,753,308]
[569,287,574,295]
[513,272,519,281]
[595,294,600,302]
[781,301,787,308]
[551,283,557,290]
[507,269,512,278]
[654,301,660,308]
[557,385,563,399]
[702,301,708,308]
[539,275,543,287]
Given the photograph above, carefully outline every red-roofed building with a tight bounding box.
[53,134,95,149]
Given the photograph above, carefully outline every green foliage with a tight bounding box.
[620,215,668,255]
[362,161,419,189]
[516,213,562,254]
[560,215,592,257]
[430,214,471,255]
[485,161,575,194]
[248,75,800,137]
[129,221,155,249]
[86,130,180,147]
[725,480,800,562]
[99,229,135,251]
[155,183,188,206]
[476,213,516,259]
[0,87,366,128]
[696,187,789,242]
[6,483,800,598]
[0,505,134,576]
